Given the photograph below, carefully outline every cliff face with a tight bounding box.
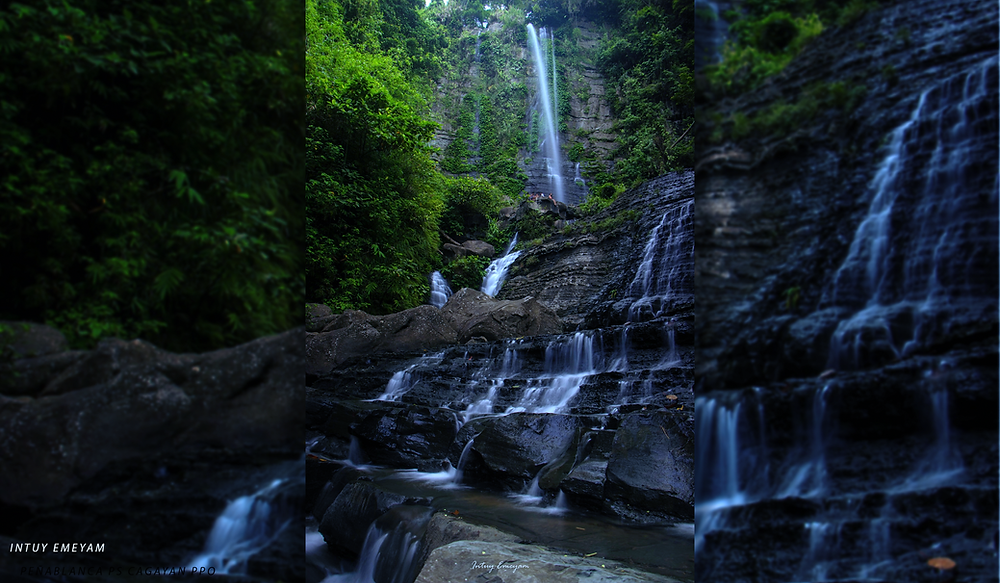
[696,0,998,387]
[694,1,998,581]
[429,17,618,204]
[499,172,694,330]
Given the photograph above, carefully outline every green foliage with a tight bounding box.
[0,0,304,351]
[707,13,823,95]
[836,0,879,27]
[709,80,867,143]
[440,255,490,291]
[881,63,899,87]
[597,0,694,184]
[705,0,880,96]
[579,182,621,215]
[511,209,558,241]
[440,176,505,237]
[306,0,444,314]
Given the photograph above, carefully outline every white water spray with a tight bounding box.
[526,24,565,203]
[429,271,453,308]
[481,234,522,296]
[189,479,292,574]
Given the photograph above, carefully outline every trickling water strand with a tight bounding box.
[526,24,565,203]
[694,391,768,555]
[481,234,522,296]
[826,57,1000,370]
[347,435,367,467]
[327,506,432,583]
[796,522,836,582]
[429,271,453,308]
[777,384,831,498]
[379,365,418,401]
[694,0,729,69]
[628,199,694,321]
[189,479,291,574]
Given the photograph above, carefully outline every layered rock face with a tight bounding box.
[501,172,695,329]
[0,325,304,582]
[695,1,998,581]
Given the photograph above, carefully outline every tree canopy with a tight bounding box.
[0,0,304,351]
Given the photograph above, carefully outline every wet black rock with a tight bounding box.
[318,480,429,557]
[500,172,695,329]
[605,411,695,520]
[471,413,579,484]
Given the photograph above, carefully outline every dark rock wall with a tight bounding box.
[695,1,998,581]
[0,328,305,582]
[696,0,999,388]
[500,171,695,329]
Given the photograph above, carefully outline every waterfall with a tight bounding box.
[189,479,293,574]
[429,271,453,308]
[694,390,767,555]
[505,332,597,414]
[694,0,729,69]
[526,24,565,203]
[628,199,694,321]
[378,364,418,401]
[825,56,999,370]
[324,505,433,583]
[481,234,521,296]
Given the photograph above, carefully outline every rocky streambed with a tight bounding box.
[305,173,695,582]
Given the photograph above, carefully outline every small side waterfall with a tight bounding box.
[694,0,729,69]
[526,24,565,203]
[189,479,294,574]
[429,271,453,308]
[321,505,434,583]
[481,234,521,296]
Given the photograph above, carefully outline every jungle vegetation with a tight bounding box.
[306,0,694,314]
[0,0,304,351]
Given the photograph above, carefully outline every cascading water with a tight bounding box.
[307,176,696,582]
[825,56,999,370]
[318,505,434,583]
[189,479,294,574]
[526,24,565,203]
[481,233,521,296]
[505,331,596,414]
[628,199,694,321]
[694,0,729,69]
[697,56,999,583]
[429,271,453,308]
[694,390,768,555]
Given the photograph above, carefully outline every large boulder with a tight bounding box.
[0,321,68,358]
[352,405,458,470]
[605,411,694,520]
[443,239,496,258]
[306,293,563,377]
[415,540,683,583]
[470,413,579,483]
[306,303,335,332]
[440,288,563,343]
[306,305,458,376]
[318,480,430,557]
